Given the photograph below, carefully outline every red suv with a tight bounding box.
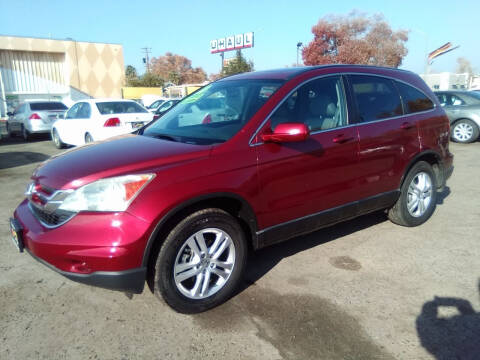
[10,65,453,313]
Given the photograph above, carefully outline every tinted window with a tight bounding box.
[270,75,347,132]
[350,75,402,122]
[96,101,148,115]
[143,79,284,144]
[30,102,68,111]
[396,82,434,113]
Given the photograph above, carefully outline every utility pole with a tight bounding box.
[141,47,152,73]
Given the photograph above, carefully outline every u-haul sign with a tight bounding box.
[210,32,254,53]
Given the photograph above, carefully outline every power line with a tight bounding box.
[141,47,151,73]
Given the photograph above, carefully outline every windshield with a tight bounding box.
[30,102,68,110]
[96,101,148,114]
[142,79,284,145]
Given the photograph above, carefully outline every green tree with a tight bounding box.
[221,50,254,77]
[125,65,164,87]
[125,65,139,86]
[140,72,165,87]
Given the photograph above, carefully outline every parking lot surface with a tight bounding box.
[1,135,479,359]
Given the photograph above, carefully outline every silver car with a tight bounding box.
[6,101,68,140]
[434,91,480,143]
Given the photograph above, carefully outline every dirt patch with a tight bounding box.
[194,286,393,360]
[329,256,362,271]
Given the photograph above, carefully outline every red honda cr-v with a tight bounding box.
[10,65,453,313]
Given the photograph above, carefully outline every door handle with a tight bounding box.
[401,122,414,130]
[332,134,354,144]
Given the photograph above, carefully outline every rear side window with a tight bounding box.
[396,82,434,113]
[350,75,402,122]
[30,102,68,111]
[96,101,148,115]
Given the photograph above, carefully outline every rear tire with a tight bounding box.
[154,208,247,313]
[451,119,479,143]
[52,128,66,149]
[388,161,437,227]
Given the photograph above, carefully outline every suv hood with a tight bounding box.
[33,134,211,189]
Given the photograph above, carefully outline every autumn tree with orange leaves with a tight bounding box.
[302,12,409,68]
[150,53,207,85]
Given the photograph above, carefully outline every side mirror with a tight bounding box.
[261,122,309,143]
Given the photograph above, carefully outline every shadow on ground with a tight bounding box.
[0,151,50,170]
[416,280,480,359]
[242,210,386,288]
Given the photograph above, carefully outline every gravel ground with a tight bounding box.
[1,133,479,360]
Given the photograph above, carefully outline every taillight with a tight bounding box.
[153,114,160,120]
[29,113,41,120]
[104,117,120,127]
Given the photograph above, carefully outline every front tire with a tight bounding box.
[388,161,437,227]
[52,128,66,149]
[451,119,479,143]
[154,208,247,313]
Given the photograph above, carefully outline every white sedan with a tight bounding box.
[51,99,154,148]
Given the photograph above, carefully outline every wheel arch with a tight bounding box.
[400,150,445,190]
[451,116,480,127]
[142,192,258,291]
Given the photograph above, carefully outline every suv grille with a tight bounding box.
[29,203,75,227]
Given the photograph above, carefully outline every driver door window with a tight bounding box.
[269,76,347,132]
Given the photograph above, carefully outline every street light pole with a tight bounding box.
[296,42,303,67]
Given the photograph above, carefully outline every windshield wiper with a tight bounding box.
[149,133,179,142]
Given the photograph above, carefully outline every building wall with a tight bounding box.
[0,35,125,116]
[420,72,470,91]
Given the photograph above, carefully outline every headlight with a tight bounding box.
[58,174,155,212]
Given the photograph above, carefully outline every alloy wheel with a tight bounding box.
[407,172,433,217]
[173,228,235,299]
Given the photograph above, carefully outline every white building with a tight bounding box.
[420,72,471,91]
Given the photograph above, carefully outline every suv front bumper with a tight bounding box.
[12,199,152,293]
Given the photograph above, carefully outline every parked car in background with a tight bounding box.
[11,65,453,313]
[153,99,181,119]
[51,99,154,148]
[434,90,480,143]
[146,98,167,112]
[6,101,68,140]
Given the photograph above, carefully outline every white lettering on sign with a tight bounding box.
[210,39,218,53]
[210,32,254,53]
[226,36,235,50]
[244,32,253,48]
[218,38,226,51]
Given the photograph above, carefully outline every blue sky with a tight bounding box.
[1,0,479,77]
